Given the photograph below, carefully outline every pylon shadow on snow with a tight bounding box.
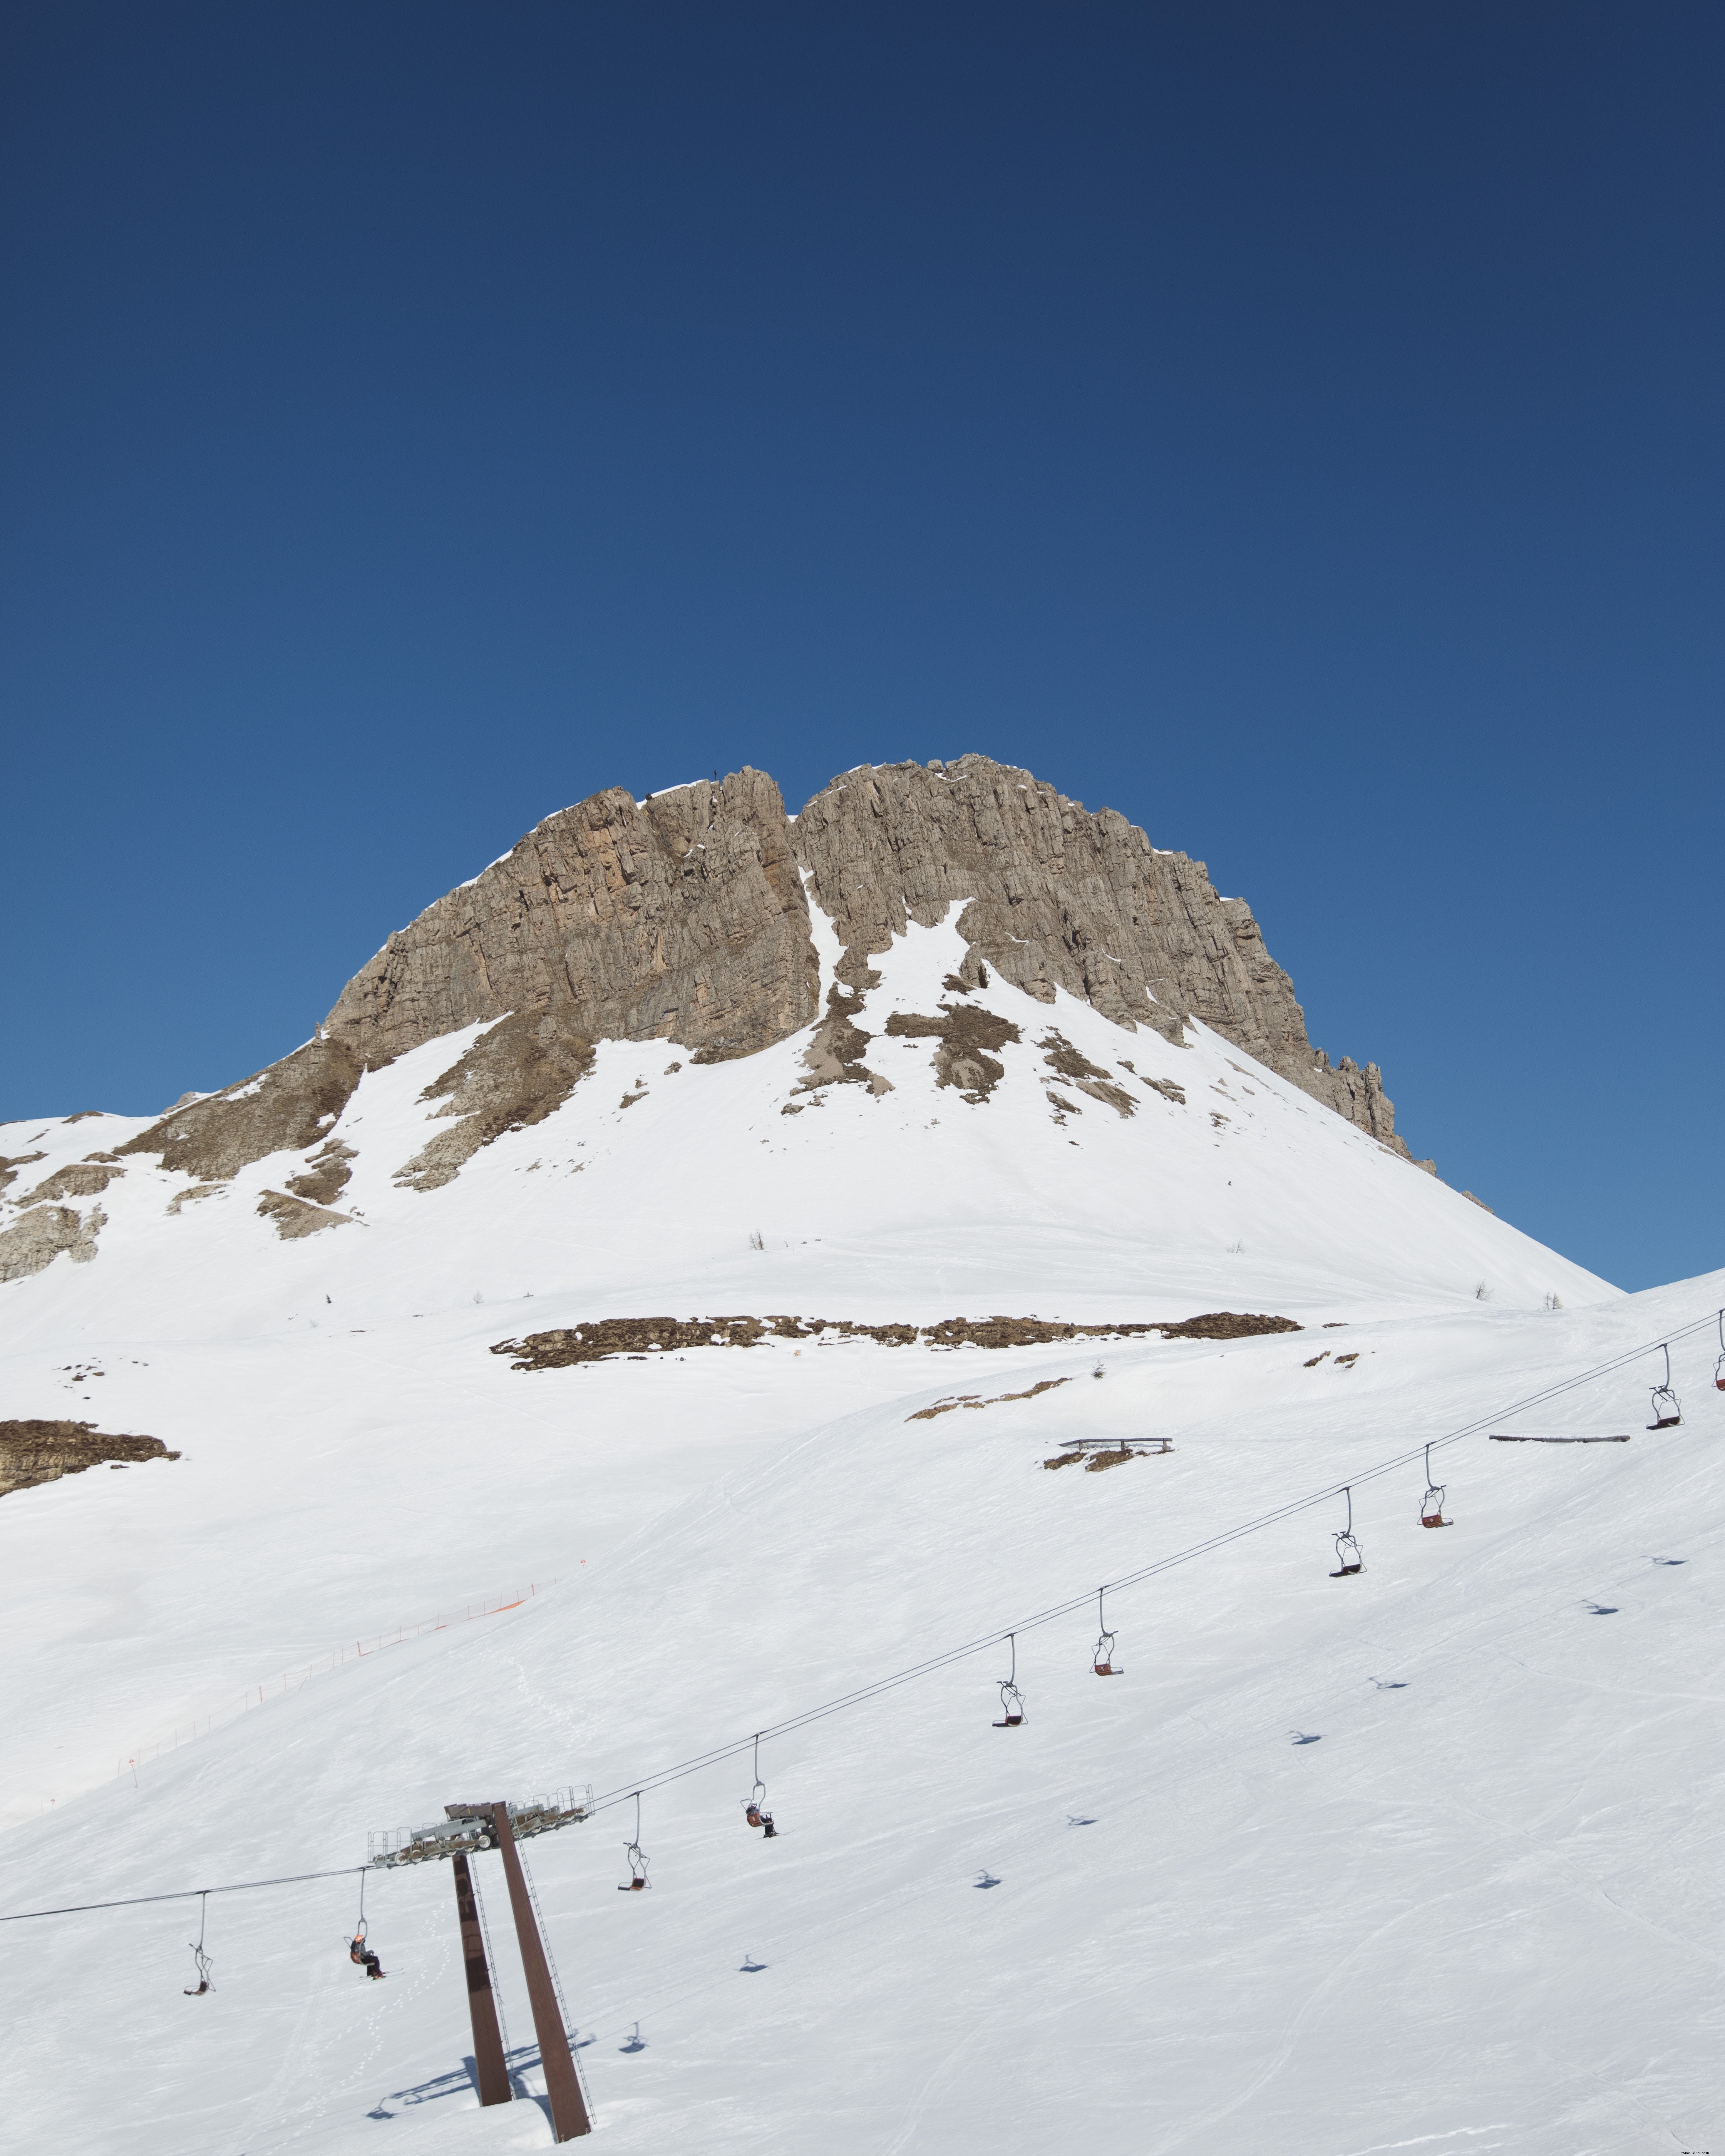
[374,2032,592,2118]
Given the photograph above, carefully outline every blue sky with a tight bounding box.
[2,2,1719,1292]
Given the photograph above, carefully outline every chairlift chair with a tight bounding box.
[1330,1487,1364,1577]
[994,1633,1027,1726]
[1092,1587,1122,1675]
[1714,1312,1724,1392]
[1648,1344,1682,1430]
[1420,1444,1450,1528]
[618,1793,651,1890]
[184,1892,213,1996]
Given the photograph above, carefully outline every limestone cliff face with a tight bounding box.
[108,753,1410,1200]
[792,756,1405,1148]
[323,768,816,1068]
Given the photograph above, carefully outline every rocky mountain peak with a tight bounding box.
[97,753,1416,1199]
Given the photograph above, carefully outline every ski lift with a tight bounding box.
[1648,1344,1682,1430]
[1092,1587,1122,1676]
[1330,1487,1364,1577]
[184,1892,213,1996]
[1420,1444,1450,1529]
[993,1632,1026,1726]
[618,1793,650,1891]
[347,1873,385,1978]
[1714,1311,1724,1393]
[741,1734,778,1837]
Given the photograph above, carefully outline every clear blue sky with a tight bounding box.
[2,2,1719,1293]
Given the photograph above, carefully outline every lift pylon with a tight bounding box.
[490,1801,591,2142]
[451,1852,510,2108]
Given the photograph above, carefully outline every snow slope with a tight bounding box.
[3,908,1718,2155]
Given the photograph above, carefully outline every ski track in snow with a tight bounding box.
[0,910,1719,2154]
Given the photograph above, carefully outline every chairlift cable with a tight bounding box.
[579,1303,1725,1813]
[4,1305,1720,1921]
[0,1865,366,1925]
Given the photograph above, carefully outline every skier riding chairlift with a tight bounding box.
[1330,1487,1364,1577]
[742,1736,780,1834]
[349,1920,385,1980]
[1714,1311,1725,1393]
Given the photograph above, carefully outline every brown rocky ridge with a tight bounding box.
[0,1420,180,1500]
[493,1311,1300,1371]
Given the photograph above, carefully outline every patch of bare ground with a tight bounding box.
[1039,1440,1173,1475]
[909,1376,1072,1421]
[0,1419,179,1499]
[496,1310,1299,1370]
[882,1003,1022,1102]
[394,1009,596,1192]
[256,1189,353,1240]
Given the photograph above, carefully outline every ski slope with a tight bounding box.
[2,909,1719,2154]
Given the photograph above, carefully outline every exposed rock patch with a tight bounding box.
[16,1160,127,1205]
[286,1140,357,1207]
[495,1309,1300,1369]
[882,1004,1022,1102]
[0,1152,45,1197]
[0,1419,180,1499]
[0,1205,106,1284]
[1043,1443,1151,1473]
[167,1183,225,1216]
[796,982,892,1096]
[256,1189,353,1239]
[1037,1031,1137,1117]
[394,1011,598,1192]
[909,1376,1072,1421]
[117,1037,364,1183]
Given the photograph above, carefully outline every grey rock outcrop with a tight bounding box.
[792,756,1404,1146]
[393,1009,598,1192]
[256,1188,352,1240]
[0,1204,107,1282]
[117,1036,365,1183]
[324,770,816,1069]
[15,1160,126,1206]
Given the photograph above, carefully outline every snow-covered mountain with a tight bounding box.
[2,759,1719,2156]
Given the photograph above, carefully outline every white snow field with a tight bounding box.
[2,909,1720,2155]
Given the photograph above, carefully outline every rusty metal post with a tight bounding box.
[491,1802,592,2141]
[452,1852,511,2108]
